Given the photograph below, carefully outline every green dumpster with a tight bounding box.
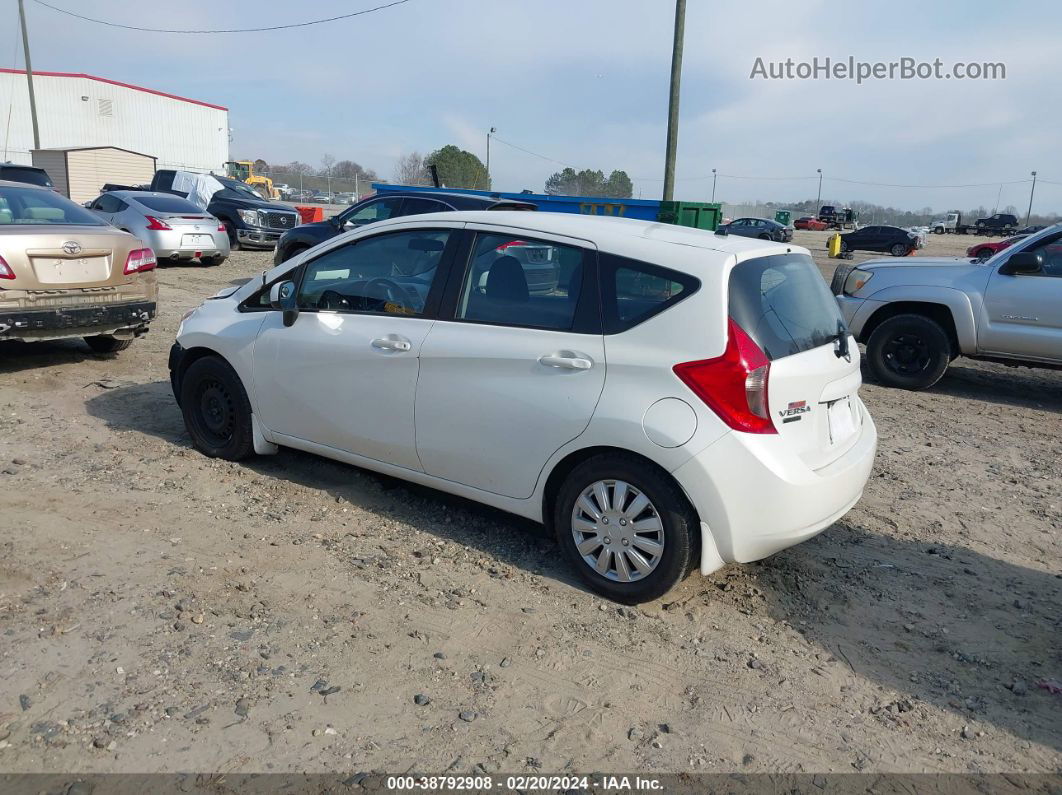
[657,201,722,231]
[774,210,792,226]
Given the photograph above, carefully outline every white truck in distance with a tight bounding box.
[833,223,1062,389]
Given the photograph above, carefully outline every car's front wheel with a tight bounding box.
[890,243,909,257]
[554,454,699,604]
[179,356,254,460]
[866,314,951,390]
[84,335,132,354]
[223,222,241,251]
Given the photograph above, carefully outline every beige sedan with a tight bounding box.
[0,179,158,353]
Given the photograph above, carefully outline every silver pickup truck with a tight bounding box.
[832,223,1062,389]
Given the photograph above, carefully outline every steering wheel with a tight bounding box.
[364,278,419,313]
[318,289,350,311]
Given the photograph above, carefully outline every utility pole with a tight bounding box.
[661,0,685,201]
[485,127,495,190]
[1026,171,1037,225]
[816,168,823,208]
[18,0,40,150]
[711,168,717,202]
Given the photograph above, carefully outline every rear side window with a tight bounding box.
[135,195,203,213]
[729,253,845,360]
[599,252,699,334]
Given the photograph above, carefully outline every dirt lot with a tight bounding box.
[0,230,1059,775]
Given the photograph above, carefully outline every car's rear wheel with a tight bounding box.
[866,314,951,390]
[554,454,698,604]
[890,243,909,257]
[180,356,254,460]
[84,335,132,354]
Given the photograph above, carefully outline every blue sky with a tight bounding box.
[8,0,1062,213]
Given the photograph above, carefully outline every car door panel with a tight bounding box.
[979,243,1062,360]
[414,228,604,499]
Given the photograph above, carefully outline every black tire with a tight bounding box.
[840,240,850,253]
[279,244,308,264]
[866,314,951,390]
[223,222,241,251]
[553,454,699,604]
[84,335,132,353]
[974,248,993,262]
[890,242,908,257]
[757,233,771,240]
[179,356,254,460]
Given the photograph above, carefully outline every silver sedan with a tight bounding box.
[88,190,230,266]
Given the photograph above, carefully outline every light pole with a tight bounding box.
[486,127,495,190]
[1026,171,1038,225]
[816,168,822,209]
[661,0,686,201]
[711,168,717,202]
[18,0,40,149]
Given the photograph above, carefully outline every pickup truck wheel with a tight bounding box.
[866,314,951,390]
[223,222,241,251]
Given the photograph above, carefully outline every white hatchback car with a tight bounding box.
[171,212,877,603]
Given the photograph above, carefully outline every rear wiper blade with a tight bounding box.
[831,320,851,360]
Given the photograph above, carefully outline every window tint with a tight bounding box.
[401,197,448,216]
[342,197,403,227]
[296,229,451,315]
[598,253,698,333]
[729,252,846,360]
[135,195,203,213]
[94,194,122,213]
[456,233,585,331]
[0,185,105,226]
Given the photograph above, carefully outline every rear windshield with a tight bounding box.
[728,252,845,360]
[0,185,105,226]
[135,195,203,213]
[1,166,53,187]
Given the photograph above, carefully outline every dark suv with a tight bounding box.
[273,190,535,264]
[975,213,1018,236]
[0,163,54,189]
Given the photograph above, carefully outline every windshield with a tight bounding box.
[729,252,846,360]
[215,178,264,201]
[1,167,53,187]
[0,185,105,226]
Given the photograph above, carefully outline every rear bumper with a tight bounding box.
[147,229,231,259]
[672,399,877,570]
[0,301,156,340]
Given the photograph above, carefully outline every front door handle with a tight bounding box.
[539,353,593,370]
[371,336,412,352]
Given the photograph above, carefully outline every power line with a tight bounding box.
[827,176,1032,189]
[31,0,411,34]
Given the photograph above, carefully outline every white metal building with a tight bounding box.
[0,69,228,175]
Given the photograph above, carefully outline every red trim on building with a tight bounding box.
[0,68,228,111]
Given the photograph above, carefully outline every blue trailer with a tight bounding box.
[371,183,666,222]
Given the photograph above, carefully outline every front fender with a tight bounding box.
[860,285,978,353]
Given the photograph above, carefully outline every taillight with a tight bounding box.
[673,318,776,434]
[217,222,226,232]
[144,215,171,230]
[0,254,13,279]
[124,248,157,275]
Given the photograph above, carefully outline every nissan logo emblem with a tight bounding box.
[62,241,82,255]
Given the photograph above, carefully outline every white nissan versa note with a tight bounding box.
[171,212,877,603]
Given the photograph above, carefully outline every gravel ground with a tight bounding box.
[0,230,1059,775]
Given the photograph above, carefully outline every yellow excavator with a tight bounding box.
[224,161,278,200]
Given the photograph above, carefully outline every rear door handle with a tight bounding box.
[371,336,412,352]
[539,353,593,370]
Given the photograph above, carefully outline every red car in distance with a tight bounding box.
[794,216,828,231]
[966,234,1028,261]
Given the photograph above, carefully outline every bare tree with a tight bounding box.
[320,153,337,176]
[394,152,429,186]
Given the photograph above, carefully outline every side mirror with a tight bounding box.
[269,280,300,326]
[999,251,1043,275]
